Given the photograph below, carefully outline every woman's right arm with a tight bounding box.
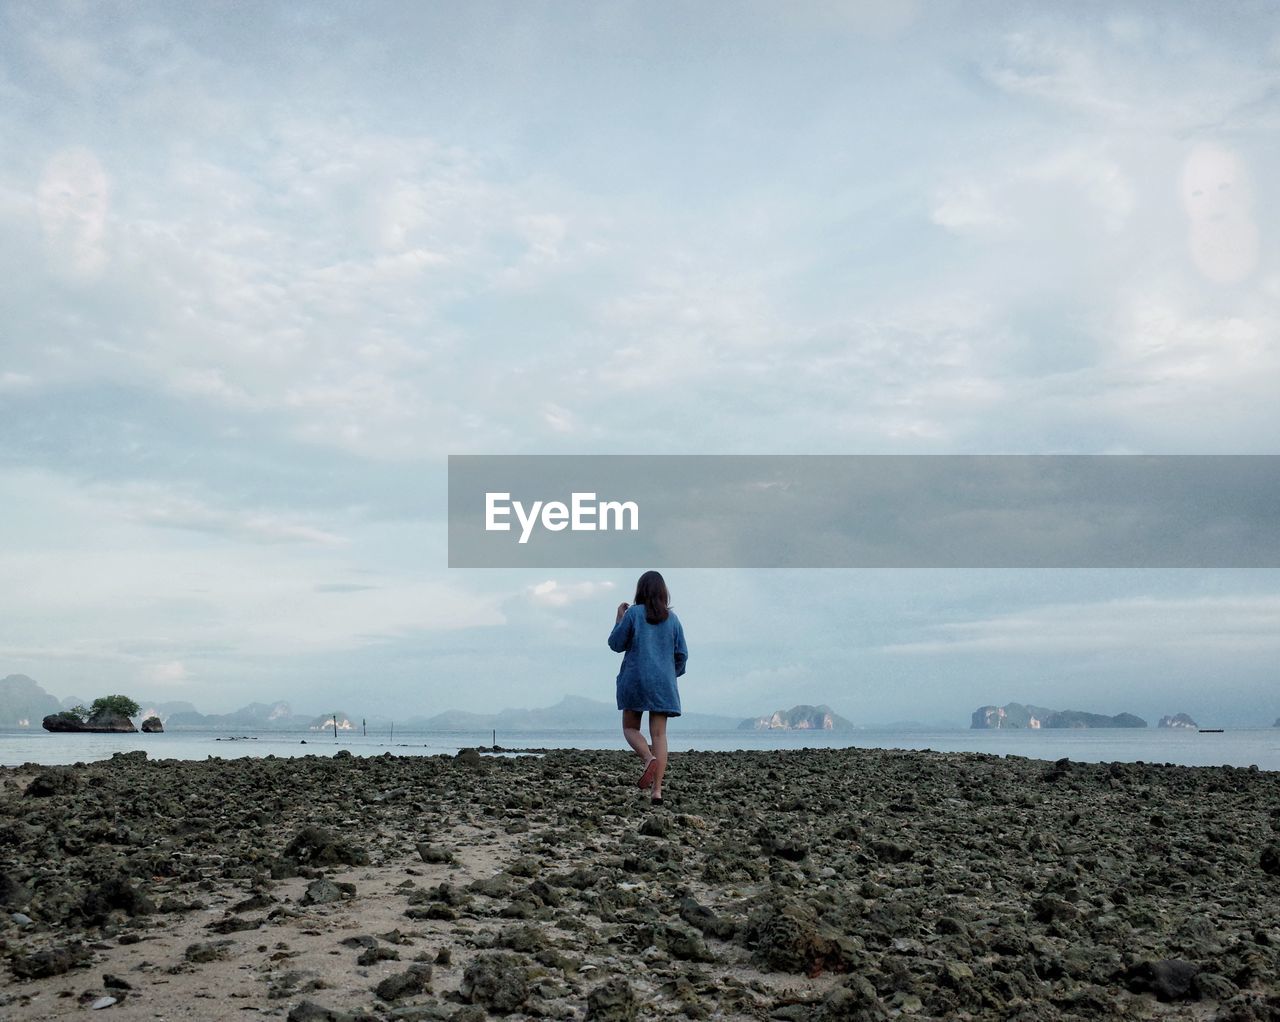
[608,606,634,652]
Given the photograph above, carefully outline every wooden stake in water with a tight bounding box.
[362,718,366,736]
[333,713,338,739]
[390,721,394,744]
[492,729,496,748]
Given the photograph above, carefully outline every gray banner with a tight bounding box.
[447,455,1280,568]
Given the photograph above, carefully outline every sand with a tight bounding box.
[1,746,1278,1021]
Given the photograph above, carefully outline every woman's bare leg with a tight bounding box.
[648,712,669,798]
[622,710,652,763]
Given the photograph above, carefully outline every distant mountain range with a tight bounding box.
[17,673,1244,734]
[401,695,742,732]
[0,674,61,726]
[971,702,1147,729]
[1,677,750,732]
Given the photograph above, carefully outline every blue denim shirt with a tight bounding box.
[608,603,688,717]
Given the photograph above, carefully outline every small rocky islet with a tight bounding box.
[1,747,1278,1021]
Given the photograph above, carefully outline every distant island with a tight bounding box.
[1158,713,1198,729]
[739,704,854,731]
[971,703,1146,729]
[43,695,142,734]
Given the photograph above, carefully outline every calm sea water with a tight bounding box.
[2,726,1278,770]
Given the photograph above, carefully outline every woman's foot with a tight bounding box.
[638,757,658,790]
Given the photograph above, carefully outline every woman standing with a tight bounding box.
[608,570,688,805]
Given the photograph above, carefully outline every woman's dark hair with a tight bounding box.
[634,570,670,624]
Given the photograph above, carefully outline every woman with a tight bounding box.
[608,570,688,805]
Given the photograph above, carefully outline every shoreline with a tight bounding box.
[4,725,1279,772]
[2,746,1278,1020]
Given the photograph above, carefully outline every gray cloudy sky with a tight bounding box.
[2,1,1278,725]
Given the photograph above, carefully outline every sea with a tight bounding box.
[2,726,1279,771]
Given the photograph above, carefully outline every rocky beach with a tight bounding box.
[2,747,1278,1021]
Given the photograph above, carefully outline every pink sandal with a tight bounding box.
[638,757,658,790]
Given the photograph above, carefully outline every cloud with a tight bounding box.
[143,660,189,686]
[980,22,1278,133]
[882,595,1280,655]
[36,146,109,277]
[528,579,615,607]
[88,482,347,546]
[541,403,574,434]
[1180,144,1260,284]
[931,145,1134,238]
[0,371,35,391]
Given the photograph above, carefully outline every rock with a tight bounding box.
[758,827,809,861]
[375,964,433,1002]
[497,924,544,953]
[282,826,369,867]
[10,943,92,979]
[301,878,349,906]
[357,946,400,967]
[1260,844,1280,877]
[469,874,514,899]
[103,974,132,990]
[79,876,155,925]
[90,996,118,1009]
[586,977,638,1021]
[140,716,164,732]
[1032,895,1078,924]
[287,1002,361,1022]
[679,896,737,940]
[184,940,233,963]
[455,748,483,768]
[1215,992,1280,1021]
[868,839,911,863]
[460,952,529,1013]
[816,975,888,1020]
[41,710,137,733]
[639,813,674,838]
[942,961,973,986]
[1158,713,1198,729]
[745,899,848,975]
[416,843,455,865]
[664,924,715,962]
[387,1005,453,1022]
[1194,972,1238,1001]
[10,912,33,926]
[24,769,80,797]
[1125,959,1201,1001]
[207,914,262,933]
